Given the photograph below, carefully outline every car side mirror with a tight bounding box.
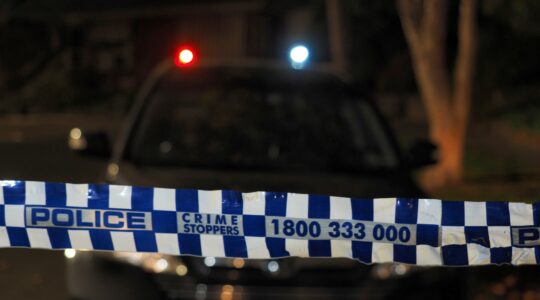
[68,128,111,158]
[406,139,438,169]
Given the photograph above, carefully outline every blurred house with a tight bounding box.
[0,0,332,112]
[64,1,274,81]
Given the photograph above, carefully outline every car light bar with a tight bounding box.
[174,46,196,66]
[289,44,309,69]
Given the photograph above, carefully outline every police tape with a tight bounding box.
[0,180,539,266]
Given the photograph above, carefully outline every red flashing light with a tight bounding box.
[174,47,195,66]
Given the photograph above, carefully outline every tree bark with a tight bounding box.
[326,0,348,72]
[397,0,477,188]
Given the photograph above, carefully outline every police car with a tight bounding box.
[66,46,446,300]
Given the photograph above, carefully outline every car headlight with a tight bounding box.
[64,249,189,276]
[371,263,419,280]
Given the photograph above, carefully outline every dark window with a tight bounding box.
[130,69,397,172]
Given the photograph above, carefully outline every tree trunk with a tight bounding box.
[326,0,348,72]
[424,122,466,188]
[397,0,477,189]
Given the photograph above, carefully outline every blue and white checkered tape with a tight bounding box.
[1,180,539,266]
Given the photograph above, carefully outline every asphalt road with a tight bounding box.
[0,114,112,300]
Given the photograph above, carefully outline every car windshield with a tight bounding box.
[129,68,398,172]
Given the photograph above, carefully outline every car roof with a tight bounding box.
[150,58,354,87]
[164,68,348,93]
